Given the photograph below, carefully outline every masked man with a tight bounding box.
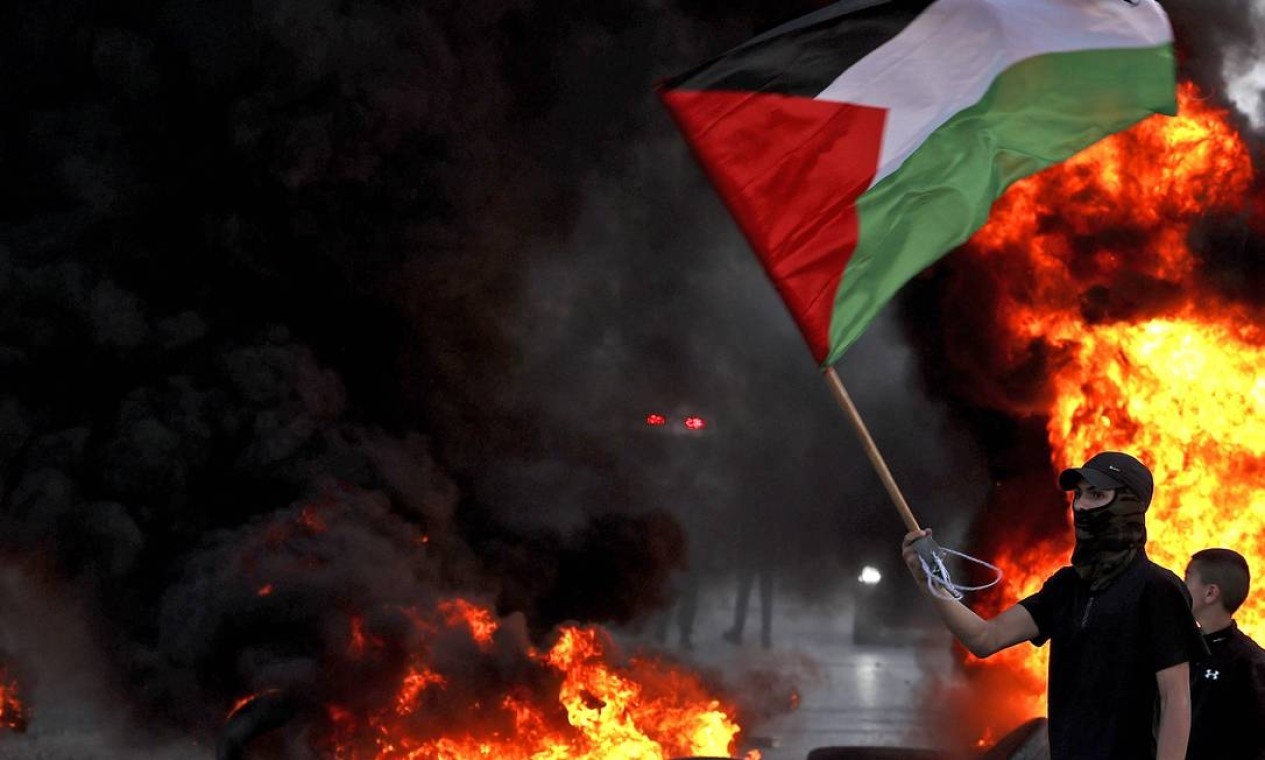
[902,451,1206,760]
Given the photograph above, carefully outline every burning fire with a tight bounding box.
[315,599,744,758]
[228,688,284,723]
[0,665,28,734]
[962,82,1260,722]
[437,599,498,647]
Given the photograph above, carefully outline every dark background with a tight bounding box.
[0,0,1261,748]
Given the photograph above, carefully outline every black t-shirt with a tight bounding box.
[1188,621,1265,760]
[1019,553,1207,760]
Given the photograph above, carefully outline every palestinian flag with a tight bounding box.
[660,0,1175,366]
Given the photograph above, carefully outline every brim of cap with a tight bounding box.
[1058,467,1125,492]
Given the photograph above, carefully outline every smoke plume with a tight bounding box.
[5,0,1259,754]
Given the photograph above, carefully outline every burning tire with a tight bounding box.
[977,718,1048,760]
[805,717,1048,760]
[216,689,299,760]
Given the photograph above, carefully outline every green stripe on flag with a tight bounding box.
[825,43,1176,366]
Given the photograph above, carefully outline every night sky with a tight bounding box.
[1,0,1262,753]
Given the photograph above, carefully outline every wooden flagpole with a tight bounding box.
[823,366,922,533]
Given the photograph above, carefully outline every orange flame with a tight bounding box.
[226,688,284,723]
[0,665,27,734]
[395,666,447,717]
[348,615,388,659]
[325,603,743,759]
[437,599,499,648]
[963,82,1259,722]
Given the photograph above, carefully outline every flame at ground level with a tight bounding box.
[313,604,744,759]
[0,665,28,733]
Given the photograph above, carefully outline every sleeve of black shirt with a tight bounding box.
[1017,569,1069,647]
[1248,650,1265,758]
[1141,573,1207,672]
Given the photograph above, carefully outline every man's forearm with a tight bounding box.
[923,593,994,658]
[1155,684,1190,760]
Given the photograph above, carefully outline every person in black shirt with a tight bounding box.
[1184,548,1265,760]
[902,451,1206,760]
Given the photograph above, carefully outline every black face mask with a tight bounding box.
[1070,488,1148,591]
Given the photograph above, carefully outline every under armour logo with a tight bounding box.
[1205,669,1220,680]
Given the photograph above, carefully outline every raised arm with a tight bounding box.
[901,529,1038,658]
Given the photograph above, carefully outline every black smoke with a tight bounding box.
[0,0,989,751]
[9,0,1257,754]
[1165,0,1265,127]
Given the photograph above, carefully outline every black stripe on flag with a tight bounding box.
[663,0,936,98]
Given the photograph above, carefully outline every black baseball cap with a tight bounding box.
[1058,451,1154,507]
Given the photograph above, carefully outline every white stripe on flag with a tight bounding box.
[814,0,1172,188]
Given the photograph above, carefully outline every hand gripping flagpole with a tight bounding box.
[823,366,1000,600]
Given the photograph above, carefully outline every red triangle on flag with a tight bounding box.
[661,88,886,363]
